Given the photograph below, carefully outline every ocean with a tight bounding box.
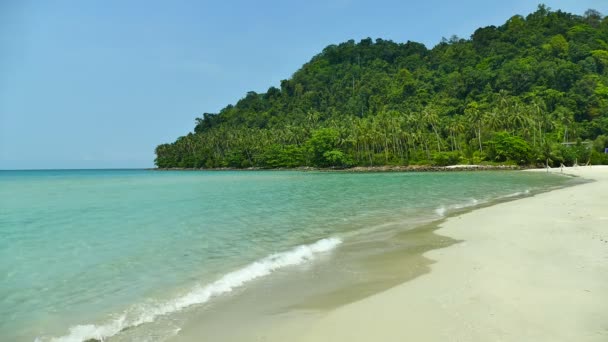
[0,169,574,341]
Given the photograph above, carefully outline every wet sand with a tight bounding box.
[170,221,456,342]
[261,166,608,342]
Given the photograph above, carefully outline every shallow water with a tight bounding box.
[0,170,573,341]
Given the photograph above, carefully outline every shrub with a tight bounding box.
[432,151,462,166]
[485,132,533,165]
[323,150,353,168]
[590,150,608,164]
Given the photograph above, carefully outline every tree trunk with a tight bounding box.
[477,124,483,152]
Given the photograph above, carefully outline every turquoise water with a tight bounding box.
[0,170,572,341]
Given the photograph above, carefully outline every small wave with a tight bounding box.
[42,237,342,342]
[435,190,532,218]
[500,189,531,199]
[435,198,480,217]
[434,206,447,217]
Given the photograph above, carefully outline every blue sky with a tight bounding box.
[0,0,605,169]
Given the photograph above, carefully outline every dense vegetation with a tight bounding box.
[155,6,608,169]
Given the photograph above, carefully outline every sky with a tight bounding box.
[0,0,606,169]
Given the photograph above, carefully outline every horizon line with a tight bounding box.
[0,168,153,171]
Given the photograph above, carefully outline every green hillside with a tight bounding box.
[155,5,608,168]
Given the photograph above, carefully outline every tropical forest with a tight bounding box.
[155,5,608,169]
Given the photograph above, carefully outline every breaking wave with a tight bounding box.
[40,237,342,342]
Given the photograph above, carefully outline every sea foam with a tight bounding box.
[42,237,342,342]
[434,189,533,218]
[500,189,531,199]
[434,198,481,217]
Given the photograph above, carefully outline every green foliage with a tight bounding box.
[322,150,353,168]
[590,150,608,164]
[593,134,608,152]
[486,132,533,165]
[432,151,462,166]
[305,128,342,167]
[548,139,595,166]
[257,144,305,168]
[155,6,608,168]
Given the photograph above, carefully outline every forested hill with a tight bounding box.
[155,6,608,169]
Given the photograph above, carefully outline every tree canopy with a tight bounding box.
[156,6,608,169]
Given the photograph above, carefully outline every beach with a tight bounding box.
[2,169,602,341]
[249,166,608,342]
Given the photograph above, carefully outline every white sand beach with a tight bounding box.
[263,166,608,342]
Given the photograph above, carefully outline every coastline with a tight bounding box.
[176,165,608,342]
[257,165,608,342]
[151,164,520,172]
[14,170,574,342]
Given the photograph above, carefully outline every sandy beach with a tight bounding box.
[257,166,608,342]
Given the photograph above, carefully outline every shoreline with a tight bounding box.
[253,165,608,341]
[19,170,575,342]
[151,164,521,172]
[165,167,599,342]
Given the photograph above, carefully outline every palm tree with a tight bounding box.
[465,103,484,152]
[508,102,531,136]
[553,106,574,143]
[422,106,442,152]
[531,98,547,146]
[484,109,504,132]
